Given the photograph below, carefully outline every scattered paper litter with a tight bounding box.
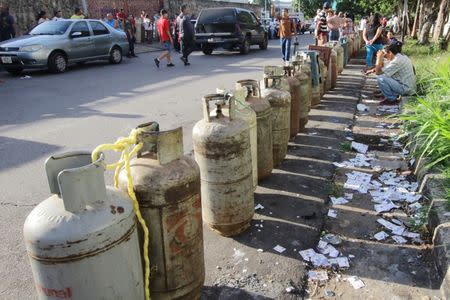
[327,209,338,218]
[299,248,316,261]
[308,270,329,281]
[330,197,349,205]
[257,248,264,252]
[347,276,365,289]
[311,253,331,267]
[402,231,421,239]
[254,204,264,210]
[392,235,407,244]
[20,75,32,79]
[329,257,350,268]
[409,202,422,212]
[285,286,295,293]
[346,137,354,141]
[317,240,328,250]
[377,218,406,235]
[318,244,339,258]
[374,201,399,213]
[351,141,369,154]
[344,171,373,193]
[357,103,369,112]
[273,245,286,253]
[374,231,389,241]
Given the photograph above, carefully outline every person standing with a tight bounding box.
[0,6,16,42]
[279,8,295,62]
[363,12,383,69]
[37,11,49,24]
[154,9,174,68]
[70,8,85,19]
[125,15,137,58]
[52,10,64,21]
[315,12,328,45]
[106,13,120,29]
[177,4,195,66]
[327,10,341,41]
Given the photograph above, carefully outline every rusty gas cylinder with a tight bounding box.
[215,88,258,190]
[261,67,291,167]
[332,42,344,74]
[119,123,204,300]
[292,58,311,132]
[283,65,301,140]
[235,79,274,180]
[329,48,338,89]
[193,94,254,236]
[296,54,313,114]
[319,58,328,98]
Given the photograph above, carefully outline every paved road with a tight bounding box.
[0,35,315,299]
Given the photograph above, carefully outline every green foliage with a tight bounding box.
[399,44,450,170]
[339,141,352,152]
[292,0,323,19]
[327,182,344,197]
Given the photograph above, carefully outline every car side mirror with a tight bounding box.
[70,31,82,38]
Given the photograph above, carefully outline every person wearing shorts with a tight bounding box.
[154,9,174,68]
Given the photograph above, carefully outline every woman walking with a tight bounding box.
[363,12,383,70]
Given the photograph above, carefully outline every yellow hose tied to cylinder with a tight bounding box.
[92,128,150,300]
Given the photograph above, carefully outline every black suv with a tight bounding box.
[195,7,268,55]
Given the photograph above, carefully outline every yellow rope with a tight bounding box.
[92,129,151,300]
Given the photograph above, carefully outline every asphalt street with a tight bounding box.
[0,35,315,299]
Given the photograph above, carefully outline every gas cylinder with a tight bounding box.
[292,58,311,132]
[261,68,291,167]
[334,42,344,73]
[301,51,321,107]
[118,123,204,300]
[296,54,313,114]
[347,35,354,59]
[193,94,254,236]
[283,65,301,140]
[215,88,258,191]
[329,48,338,89]
[318,57,327,98]
[24,152,144,300]
[326,56,332,91]
[235,79,274,180]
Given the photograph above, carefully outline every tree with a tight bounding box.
[432,0,449,42]
[418,0,439,44]
[292,0,323,18]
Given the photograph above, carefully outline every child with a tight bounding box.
[387,29,398,44]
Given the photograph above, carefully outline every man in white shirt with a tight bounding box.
[52,10,63,21]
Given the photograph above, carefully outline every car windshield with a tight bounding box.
[30,21,71,35]
[198,9,235,24]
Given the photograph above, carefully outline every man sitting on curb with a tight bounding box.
[367,42,416,106]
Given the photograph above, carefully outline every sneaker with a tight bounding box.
[167,63,175,67]
[154,58,160,68]
[379,99,399,106]
[180,56,187,64]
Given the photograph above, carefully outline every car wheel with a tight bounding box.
[202,44,214,55]
[48,52,67,73]
[259,36,268,50]
[240,37,250,54]
[109,46,122,64]
[4,68,23,76]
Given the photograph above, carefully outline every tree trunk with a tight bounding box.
[418,1,425,33]
[432,0,449,42]
[418,0,439,44]
[411,0,421,37]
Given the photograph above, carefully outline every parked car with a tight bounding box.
[0,19,129,75]
[195,7,268,55]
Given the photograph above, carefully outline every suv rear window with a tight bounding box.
[198,9,235,24]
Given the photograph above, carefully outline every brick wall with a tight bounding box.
[85,0,162,20]
[1,0,82,34]
[163,0,261,19]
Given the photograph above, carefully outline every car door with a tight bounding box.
[68,21,94,61]
[250,12,265,42]
[89,21,112,57]
[237,11,258,44]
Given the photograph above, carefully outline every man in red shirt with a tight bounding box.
[154,9,174,68]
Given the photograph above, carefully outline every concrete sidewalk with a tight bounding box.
[201,53,443,299]
[134,42,164,54]
[201,57,366,299]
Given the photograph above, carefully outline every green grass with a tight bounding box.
[339,141,352,152]
[327,182,344,197]
[399,40,450,171]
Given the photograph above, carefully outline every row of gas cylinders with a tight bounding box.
[23,38,359,300]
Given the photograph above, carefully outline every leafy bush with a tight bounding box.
[399,48,450,171]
